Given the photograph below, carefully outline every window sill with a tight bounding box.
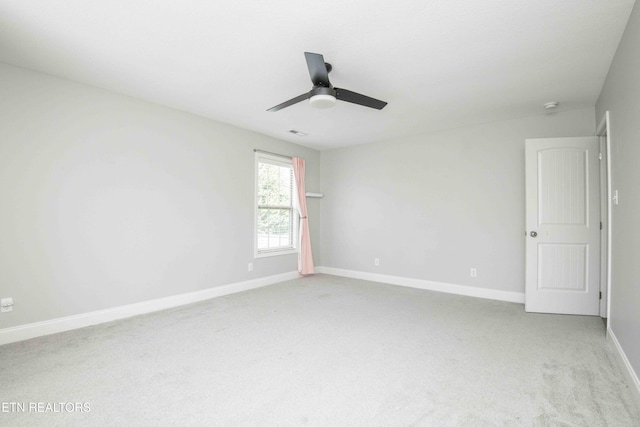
[255,248,298,259]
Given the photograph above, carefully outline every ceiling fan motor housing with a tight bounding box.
[312,86,336,96]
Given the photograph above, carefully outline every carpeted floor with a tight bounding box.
[1,274,639,426]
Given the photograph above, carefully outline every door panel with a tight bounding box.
[538,244,587,290]
[538,149,587,225]
[525,137,600,315]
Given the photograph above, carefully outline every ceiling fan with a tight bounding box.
[267,52,388,112]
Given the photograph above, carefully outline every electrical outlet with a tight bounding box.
[248,263,254,272]
[374,258,380,267]
[1,298,13,313]
[470,268,477,278]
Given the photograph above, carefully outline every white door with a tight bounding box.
[525,137,600,315]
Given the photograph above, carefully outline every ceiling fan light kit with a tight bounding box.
[267,52,387,112]
[309,94,336,108]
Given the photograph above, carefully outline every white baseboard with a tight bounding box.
[316,266,525,304]
[0,271,299,346]
[607,327,640,397]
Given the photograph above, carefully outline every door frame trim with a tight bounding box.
[597,111,612,319]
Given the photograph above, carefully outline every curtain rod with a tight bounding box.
[253,149,293,160]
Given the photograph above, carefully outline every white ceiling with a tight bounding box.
[0,0,635,150]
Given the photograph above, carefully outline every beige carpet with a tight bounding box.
[1,274,639,426]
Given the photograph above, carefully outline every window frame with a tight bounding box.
[254,152,298,258]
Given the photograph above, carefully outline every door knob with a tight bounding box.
[530,231,538,238]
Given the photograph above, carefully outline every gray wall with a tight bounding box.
[320,109,595,294]
[1,51,627,357]
[0,63,321,328]
[596,2,640,382]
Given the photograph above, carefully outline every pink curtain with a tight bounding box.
[292,157,315,275]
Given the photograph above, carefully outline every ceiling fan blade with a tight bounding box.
[335,88,387,110]
[267,92,310,112]
[304,52,331,87]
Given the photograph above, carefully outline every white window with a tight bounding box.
[255,152,297,257]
